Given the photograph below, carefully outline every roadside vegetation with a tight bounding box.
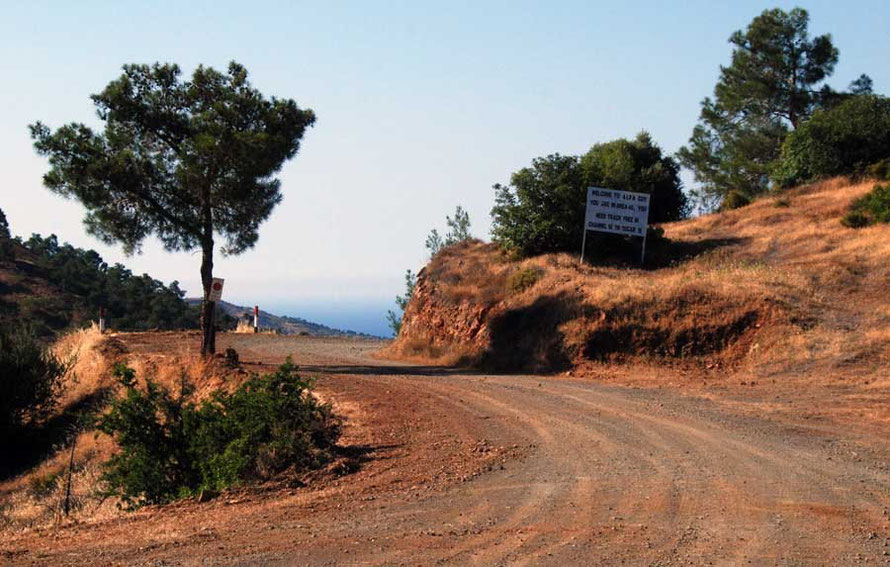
[842,184,890,228]
[387,205,473,336]
[773,95,890,188]
[0,327,69,458]
[97,359,340,507]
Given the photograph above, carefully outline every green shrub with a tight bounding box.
[491,132,687,258]
[868,158,890,181]
[98,359,340,508]
[0,328,68,447]
[507,267,541,294]
[28,471,60,497]
[722,190,752,210]
[841,210,870,228]
[842,184,890,228]
[773,95,890,188]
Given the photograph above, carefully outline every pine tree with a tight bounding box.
[678,8,839,207]
[30,62,315,354]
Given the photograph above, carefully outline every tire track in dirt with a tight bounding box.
[6,336,890,565]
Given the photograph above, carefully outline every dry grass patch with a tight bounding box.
[0,328,256,531]
[390,177,890,377]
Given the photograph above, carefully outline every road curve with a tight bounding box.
[5,335,890,565]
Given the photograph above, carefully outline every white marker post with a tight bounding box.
[253,305,259,333]
[580,187,651,264]
[209,278,225,302]
[98,307,106,334]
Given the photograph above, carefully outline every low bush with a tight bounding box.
[0,327,68,448]
[28,471,60,497]
[507,267,541,294]
[842,184,890,228]
[773,95,890,188]
[722,190,752,210]
[97,358,341,508]
[868,158,890,181]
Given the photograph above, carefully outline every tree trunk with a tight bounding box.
[199,181,216,356]
[200,240,215,356]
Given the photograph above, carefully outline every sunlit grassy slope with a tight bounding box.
[390,177,890,379]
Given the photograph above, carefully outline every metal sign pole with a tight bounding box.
[580,228,589,264]
[640,231,648,265]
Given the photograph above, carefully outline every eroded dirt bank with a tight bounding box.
[3,333,890,565]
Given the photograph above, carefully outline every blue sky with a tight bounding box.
[2,1,888,335]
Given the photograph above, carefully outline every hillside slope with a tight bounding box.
[0,240,90,335]
[389,177,890,379]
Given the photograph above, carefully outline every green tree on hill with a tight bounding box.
[491,133,686,258]
[0,207,9,239]
[425,205,473,257]
[30,62,315,355]
[678,7,842,208]
[773,95,890,187]
[581,133,688,224]
[386,269,417,337]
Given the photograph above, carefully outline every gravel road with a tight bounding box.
[5,333,890,565]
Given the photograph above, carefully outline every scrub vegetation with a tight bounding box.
[97,359,340,507]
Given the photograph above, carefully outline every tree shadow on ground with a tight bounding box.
[0,388,111,481]
[333,443,402,465]
[296,364,481,377]
[644,236,748,269]
[481,292,587,374]
[582,234,747,270]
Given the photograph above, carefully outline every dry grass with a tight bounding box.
[232,320,277,334]
[1,325,122,530]
[52,323,115,410]
[391,177,890,376]
[0,329,252,531]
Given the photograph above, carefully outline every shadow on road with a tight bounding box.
[296,364,481,377]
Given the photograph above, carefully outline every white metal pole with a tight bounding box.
[640,232,648,265]
[253,305,259,333]
[580,228,589,264]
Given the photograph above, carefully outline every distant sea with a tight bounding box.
[267,298,395,338]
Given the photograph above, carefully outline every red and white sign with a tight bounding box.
[208,278,225,302]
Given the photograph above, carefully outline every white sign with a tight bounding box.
[584,187,650,237]
[208,278,225,302]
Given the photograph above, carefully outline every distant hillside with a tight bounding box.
[388,177,890,377]
[0,239,89,335]
[0,234,207,336]
[186,299,376,337]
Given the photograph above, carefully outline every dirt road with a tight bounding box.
[5,334,890,565]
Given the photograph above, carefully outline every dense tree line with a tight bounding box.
[2,231,212,332]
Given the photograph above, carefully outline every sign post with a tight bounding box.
[253,305,259,333]
[208,278,225,302]
[581,187,651,264]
